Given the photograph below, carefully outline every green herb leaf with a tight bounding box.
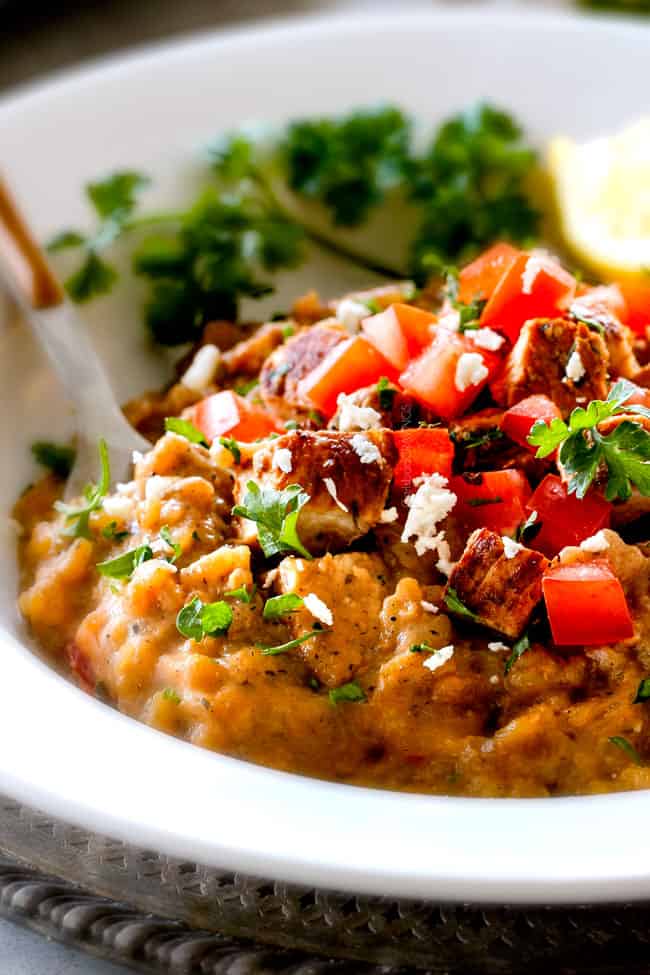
[97,543,153,579]
[47,230,87,252]
[54,439,110,538]
[224,584,256,603]
[162,687,181,704]
[164,416,208,446]
[377,376,396,411]
[634,677,650,703]
[233,481,312,559]
[257,627,322,656]
[328,680,366,705]
[31,441,76,479]
[263,593,304,619]
[409,643,437,653]
[160,525,181,563]
[516,509,541,544]
[176,595,234,641]
[87,171,150,220]
[218,436,241,463]
[608,735,643,765]
[444,587,479,621]
[504,632,531,675]
[102,521,129,542]
[466,496,503,508]
[65,251,118,303]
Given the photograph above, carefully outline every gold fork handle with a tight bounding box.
[0,175,64,310]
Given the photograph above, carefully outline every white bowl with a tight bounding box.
[2,9,650,905]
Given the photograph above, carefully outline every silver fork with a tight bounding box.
[0,175,149,497]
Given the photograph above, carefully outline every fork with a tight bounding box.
[0,175,149,497]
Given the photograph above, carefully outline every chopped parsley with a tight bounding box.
[377,376,396,411]
[409,643,437,653]
[608,735,643,765]
[528,379,650,500]
[451,427,504,451]
[256,627,323,656]
[444,587,479,622]
[162,687,181,704]
[328,680,366,706]
[54,438,110,538]
[504,632,531,675]
[233,481,312,559]
[225,584,256,603]
[218,436,241,463]
[160,525,181,563]
[164,416,208,447]
[634,678,650,704]
[263,593,304,619]
[176,595,233,641]
[102,521,129,542]
[97,543,153,579]
[466,496,503,508]
[31,441,76,479]
[516,509,541,545]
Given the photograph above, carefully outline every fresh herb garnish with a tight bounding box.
[176,595,234,641]
[257,628,322,656]
[528,380,650,501]
[466,496,503,507]
[97,543,153,579]
[31,441,76,479]
[634,678,650,703]
[218,436,241,463]
[504,632,531,675]
[328,680,366,706]
[54,438,110,538]
[263,593,304,619]
[162,687,181,704]
[516,509,541,544]
[409,643,437,653]
[160,525,181,563]
[233,481,312,559]
[444,587,479,621]
[102,521,129,542]
[451,427,504,451]
[608,735,643,765]
[224,584,256,603]
[164,416,208,446]
[377,376,396,411]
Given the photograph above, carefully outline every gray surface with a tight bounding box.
[0,918,127,974]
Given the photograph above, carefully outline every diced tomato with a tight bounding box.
[362,303,436,371]
[193,390,279,443]
[458,242,521,304]
[501,395,562,451]
[524,474,611,558]
[617,278,650,335]
[392,429,454,491]
[399,328,501,421]
[542,561,634,646]
[480,252,576,343]
[451,469,532,536]
[570,284,627,326]
[297,335,399,418]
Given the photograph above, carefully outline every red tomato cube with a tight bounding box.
[193,391,279,444]
[501,395,562,451]
[458,242,520,304]
[617,278,650,336]
[362,303,436,371]
[392,428,454,491]
[525,475,611,557]
[542,561,634,646]
[297,335,398,418]
[450,469,532,536]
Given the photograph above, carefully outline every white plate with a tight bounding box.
[2,9,650,905]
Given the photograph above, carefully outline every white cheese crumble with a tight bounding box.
[421,600,439,614]
[401,473,457,560]
[336,298,370,334]
[102,495,135,520]
[303,592,333,626]
[488,641,510,653]
[502,536,523,559]
[273,447,293,474]
[423,644,455,672]
[469,327,505,352]
[379,507,399,523]
[435,539,457,577]
[580,530,610,553]
[454,352,488,392]
[336,392,382,432]
[521,254,547,294]
[323,477,349,512]
[565,348,586,383]
[350,434,382,465]
[145,475,177,502]
[181,343,221,393]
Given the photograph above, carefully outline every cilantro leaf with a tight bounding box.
[377,376,396,411]
[328,680,366,705]
[218,436,241,463]
[176,595,233,641]
[263,593,304,619]
[162,687,181,704]
[64,252,118,303]
[409,643,437,653]
[444,587,479,621]
[47,230,87,252]
[504,632,531,675]
[102,521,129,542]
[54,439,110,538]
[224,584,256,603]
[87,171,150,220]
[257,627,322,656]
[233,481,312,559]
[31,441,75,479]
[634,677,650,704]
[97,543,153,579]
[608,735,643,765]
[160,525,181,563]
[164,416,208,446]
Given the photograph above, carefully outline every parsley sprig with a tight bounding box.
[176,596,234,641]
[31,441,76,479]
[54,439,110,538]
[528,380,650,501]
[233,481,312,559]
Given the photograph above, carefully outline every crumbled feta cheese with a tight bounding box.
[145,475,176,502]
[488,641,510,653]
[521,254,547,294]
[423,645,455,672]
[303,592,333,626]
[132,450,144,465]
[421,600,439,614]
[435,539,457,577]
[273,447,293,474]
[454,352,488,392]
[469,327,504,352]
[502,536,523,559]
[380,507,398,523]
[350,434,382,465]
[439,309,461,332]
[323,477,349,512]
[580,530,610,553]
[336,393,382,432]
[102,495,135,520]
[565,348,586,383]
[336,298,371,334]
[402,473,457,559]
[181,344,221,393]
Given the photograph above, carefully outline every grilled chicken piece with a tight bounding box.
[259,322,347,421]
[501,318,609,415]
[275,552,389,686]
[446,528,549,639]
[569,300,639,379]
[235,429,397,553]
[222,321,287,378]
[328,382,436,431]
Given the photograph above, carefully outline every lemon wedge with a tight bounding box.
[549,118,650,279]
